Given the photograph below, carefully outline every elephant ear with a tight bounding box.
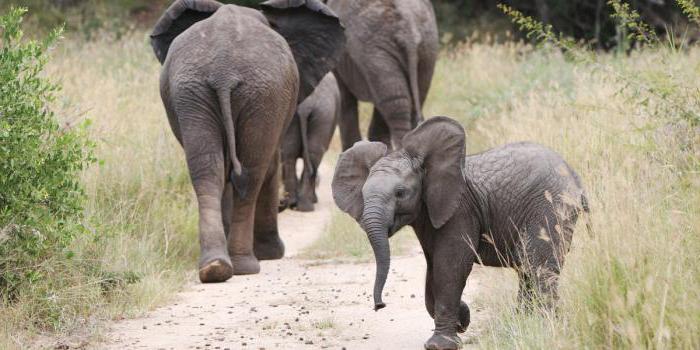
[150,0,222,64]
[402,117,466,229]
[260,0,346,103]
[332,141,388,222]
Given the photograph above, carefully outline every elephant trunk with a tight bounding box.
[361,202,391,311]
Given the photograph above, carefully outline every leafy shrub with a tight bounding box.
[0,8,94,298]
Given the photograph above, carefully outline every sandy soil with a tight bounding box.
[99,164,517,350]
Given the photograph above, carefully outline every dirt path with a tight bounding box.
[101,164,516,350]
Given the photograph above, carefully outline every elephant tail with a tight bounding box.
[407,49,423,128]
[217,88,249,198]
[298,112,314,177]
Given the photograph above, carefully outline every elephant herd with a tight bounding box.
[150,0,588,348]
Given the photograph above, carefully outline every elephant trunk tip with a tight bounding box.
[374,301,386,311]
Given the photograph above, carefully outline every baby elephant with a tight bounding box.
[332,117,588,350]
[280,73,340,212]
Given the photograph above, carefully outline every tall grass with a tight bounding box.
[1,22,697,350]
[54,31,199,319]
[424,41,699,348]
[0,32,197,348]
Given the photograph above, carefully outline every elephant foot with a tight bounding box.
[254,233,285,260]
[458,302,471,333]
[295,199,314,212]
[278,198,290,213]
[198,256,234,283]
[424,333,461,350]
[232,254,260,275]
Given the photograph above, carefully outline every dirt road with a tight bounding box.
[101,165,516,350]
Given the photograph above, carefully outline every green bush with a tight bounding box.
[0,8,94,298]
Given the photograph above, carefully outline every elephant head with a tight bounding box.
[332,117,467,310]
[150,0,345,103]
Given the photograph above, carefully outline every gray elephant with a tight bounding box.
[151,0,344,283]
[332,117,588,350]
[280,73,340,213]
[324,0,439,150]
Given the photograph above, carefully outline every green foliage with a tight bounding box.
[0,8,94,298]
[607,0,659,49]
[677,0,700,25]
[500,1,699,126]
[497,4,577,52]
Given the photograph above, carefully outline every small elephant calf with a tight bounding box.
[332,117,588,350]
[280,73,340,212]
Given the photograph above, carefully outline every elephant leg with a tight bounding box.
[337,80,361,151]
[422,240,469,332]
[374,94,412,150]
[516,270,536,310]
[227,82,295,272]
[532,258,561,309]
[179,113,233,283]
[425,236,474,350]
[296,161,315,212]
[367,108,392,149]
[517,261,560,311]
[364,61,413,150]
[227,171,263,275]
[280,158,298,211]
[518,215,569,309]
[418,48,438,109]
[227,132,275,274]
[297,113,328,210]
[307,144,324,204]
[253,150,286,260]
[280,117,301,211]
[297,147,323,209]
[222,182,233,239]
[425,259,435,319]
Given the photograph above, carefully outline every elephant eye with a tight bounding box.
[395,188,406,199]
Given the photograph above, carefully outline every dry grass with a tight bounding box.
[425,43,699,348]
[0,32,197,348]
[0,29,697,349]
[323,40,698,348]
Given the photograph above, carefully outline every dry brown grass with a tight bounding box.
[1,30,697,349]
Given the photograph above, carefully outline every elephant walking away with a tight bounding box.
[280,73,340,213]
[325,0,439,150]
[151,0,345,283]
[332,117,589,350]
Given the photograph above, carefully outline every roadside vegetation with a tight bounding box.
[462,4,698,348]
[1,13,197,348]
[0,1,698,348]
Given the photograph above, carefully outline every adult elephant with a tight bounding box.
[325,0,439,150]
[151,0,345,283]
